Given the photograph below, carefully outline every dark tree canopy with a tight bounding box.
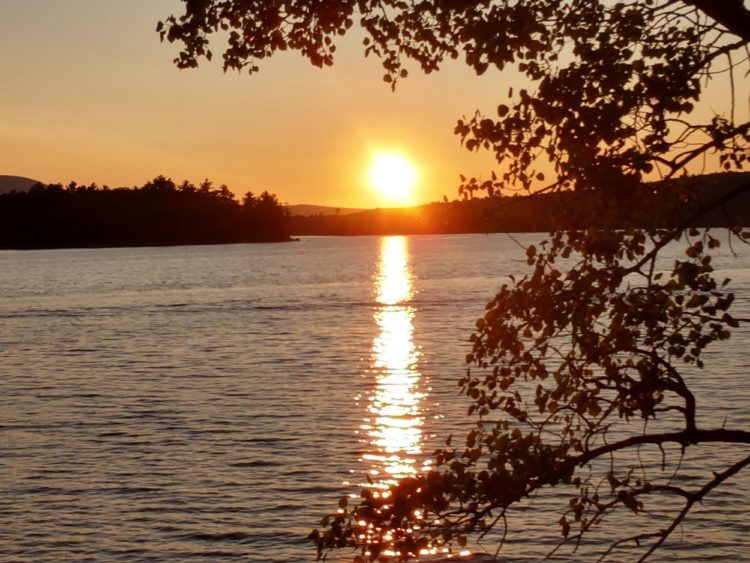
[160,1,750,561]
[0,177,290,248]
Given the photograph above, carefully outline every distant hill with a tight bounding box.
[0,175,40,194]
[289,172,750,236]
[288,204,365,216]
[289,199,490,236]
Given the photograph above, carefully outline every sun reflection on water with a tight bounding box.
[350,237,473,560]
[361,236,428,486]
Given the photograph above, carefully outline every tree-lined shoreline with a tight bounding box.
[2,172,748,249]
[0,176,290,249]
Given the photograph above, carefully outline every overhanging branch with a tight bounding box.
[575,427,750,467]
[637,452,750,562]
[683,0,750,42]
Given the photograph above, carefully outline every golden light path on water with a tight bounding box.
[361,236,430,486]
[352,236,471,560]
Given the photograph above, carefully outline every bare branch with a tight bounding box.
[637,453,750,561]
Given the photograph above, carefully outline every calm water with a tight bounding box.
[1,234,749,562]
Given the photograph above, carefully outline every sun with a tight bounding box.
[368,152,417,205]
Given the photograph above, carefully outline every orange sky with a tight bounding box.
[0,1,507,208]
[0,2,744,208]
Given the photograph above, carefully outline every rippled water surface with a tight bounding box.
[1,234,749,562]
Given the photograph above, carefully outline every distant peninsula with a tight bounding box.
[0,176,291,249]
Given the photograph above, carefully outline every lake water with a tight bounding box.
[1,234,749,562]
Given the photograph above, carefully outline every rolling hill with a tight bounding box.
[0,175,40,194]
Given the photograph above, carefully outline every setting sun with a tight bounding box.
[368,152,417,205]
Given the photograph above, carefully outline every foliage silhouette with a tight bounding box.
[0,176,289,249]
[159,1,750,560]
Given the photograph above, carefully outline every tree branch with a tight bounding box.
[637,452,750,562]
[668,122,750,175]
[575,428,750,467]
[625,177,750,276]
[681,0,750,42]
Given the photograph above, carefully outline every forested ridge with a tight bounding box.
[0,176,290,249]
[290,172,750,236]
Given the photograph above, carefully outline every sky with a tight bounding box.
[0,0,507,208]
[0,2,745,209]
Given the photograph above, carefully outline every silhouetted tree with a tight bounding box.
[159,1,750,560]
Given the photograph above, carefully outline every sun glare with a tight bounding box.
[368,152,417,205]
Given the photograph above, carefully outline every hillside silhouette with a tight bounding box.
[0,175,40,194]
[290,172,750,235]
[0,176,290,249]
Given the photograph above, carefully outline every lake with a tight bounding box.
[1,234,749,562]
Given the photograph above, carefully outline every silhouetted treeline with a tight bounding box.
[0,176,290,249]
[289,172,750,236]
